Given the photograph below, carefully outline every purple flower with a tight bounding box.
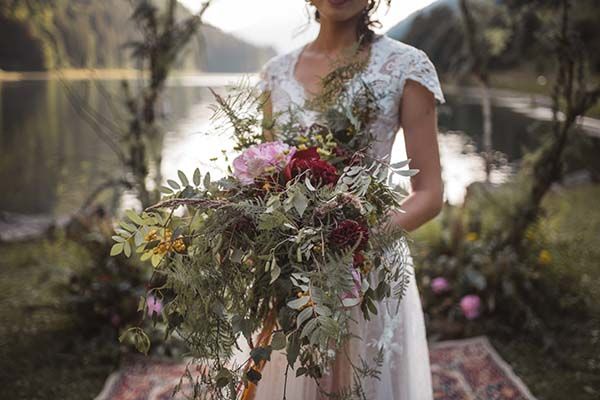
[146,294,163,317]
[460,295,482,320]
[431,277,450,295]
[232,141,296,185]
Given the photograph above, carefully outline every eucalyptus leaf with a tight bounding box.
[193,168,201,186]
[287,296,310,310]
[390,159,411,169]
[110,243,124,256]
[342,297,361,307]
[314,304,332,317]
[134,230,144,246]
[296,306,313,328]
[178,170,189,186]
[140,251,153,262]
[151,254,162,268]
[125,210,144,225]
[120,221,137,232]
[395,169,420,177]
[287,332,301,366]
[123,241,132,257]
[270,332,286,350]
[300,318,319,338]
[167,179,181,190]
[270,262,281,284]
[293,190,309,217]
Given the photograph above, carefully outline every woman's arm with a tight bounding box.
[384,79,444,233]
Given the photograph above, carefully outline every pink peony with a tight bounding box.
[146,294,163,317]
[431,277,450,295]
[342,268,363,301]
[460,294,481,320]
[232,141,296,185]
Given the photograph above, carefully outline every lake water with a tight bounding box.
[0,75,596,216]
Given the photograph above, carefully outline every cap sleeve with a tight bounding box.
[401,48,445,104]
[256,58,274,93]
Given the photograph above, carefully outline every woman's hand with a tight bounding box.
[371,209,402,237]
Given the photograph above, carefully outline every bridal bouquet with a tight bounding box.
[112,60,416,399]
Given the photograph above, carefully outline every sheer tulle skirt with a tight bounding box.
[252,243,433,400]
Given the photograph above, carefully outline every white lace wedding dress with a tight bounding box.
[253,34,445,400]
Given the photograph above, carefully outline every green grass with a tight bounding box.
[0,239,119,400]
[490,318,600,400]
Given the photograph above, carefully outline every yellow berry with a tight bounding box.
[466,232,478,242]
[538,249,552,265]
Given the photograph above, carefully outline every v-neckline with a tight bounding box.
[289,34,382,103]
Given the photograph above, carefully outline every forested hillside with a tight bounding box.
[387,0,600,77]
[0,0,275,72]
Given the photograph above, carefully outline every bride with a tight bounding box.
[253,0,445,399]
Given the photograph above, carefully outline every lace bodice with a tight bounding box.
[257,34,445,162]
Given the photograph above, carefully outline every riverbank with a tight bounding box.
[0,68,251,83]
[0,68,143,81]
[442,84,600,138]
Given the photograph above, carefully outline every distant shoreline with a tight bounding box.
[0,68,253,82]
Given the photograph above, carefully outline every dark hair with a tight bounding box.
[313,0,392,45]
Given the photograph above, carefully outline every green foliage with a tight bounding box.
[413,181,598,337]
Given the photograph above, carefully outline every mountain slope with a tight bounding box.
[0,0,275,72]
[386,0,600,77]
[386,0,460,40]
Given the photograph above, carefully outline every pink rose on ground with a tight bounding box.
[146,294,163,317]
[232,141,296,185]
[460,294,481,320]
[342,268,363,301]
[431,277,450,295]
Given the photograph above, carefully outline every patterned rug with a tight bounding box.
[96,336,536,400]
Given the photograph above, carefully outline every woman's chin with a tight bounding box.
[317,0,366,22]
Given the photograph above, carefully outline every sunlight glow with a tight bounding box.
[180,0,437,52]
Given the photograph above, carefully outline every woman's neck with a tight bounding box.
[309,15,362,55]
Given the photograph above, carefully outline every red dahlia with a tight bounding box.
[353,251,365,266]
[283,147,338,186]
[329,219,369,251]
